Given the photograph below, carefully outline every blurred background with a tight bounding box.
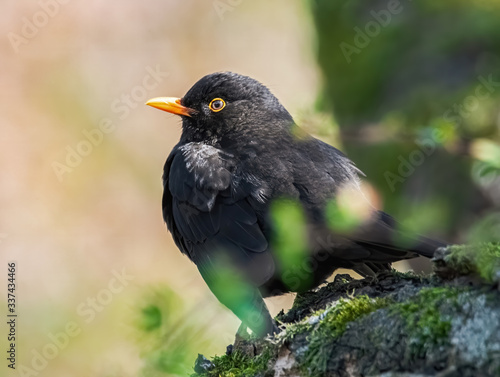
[1,1,500,376]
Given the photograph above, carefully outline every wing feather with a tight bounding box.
[162,144,275,287]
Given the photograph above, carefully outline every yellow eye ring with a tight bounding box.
[209,98,226,112]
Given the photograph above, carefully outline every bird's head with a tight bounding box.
[146,72,293,142]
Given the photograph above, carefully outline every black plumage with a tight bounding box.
[146,72,445,336]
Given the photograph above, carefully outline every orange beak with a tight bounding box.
[145,97,195,117]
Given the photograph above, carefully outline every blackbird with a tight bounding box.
[146,72,445,336]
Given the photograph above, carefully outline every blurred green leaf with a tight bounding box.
[326,198,363,234]
[270,199,311,291]
[471,139,500,168]
[135,287,213,377]
[140,304,162,332]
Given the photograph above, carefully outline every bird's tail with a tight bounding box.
[353,210,447,260]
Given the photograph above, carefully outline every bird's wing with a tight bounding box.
[298,139,445,267]
[162,144,275,288]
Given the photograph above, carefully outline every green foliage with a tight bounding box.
[136,287,217,377]
[473,140,500,169]
[325,198,363,233]
[310,0,500,128]
[200,253,268,335]
[395,197,450,241]
[467,215,500,244]
[140,304,162,332]
[270,199,312,291]
[209,262,259,317]
[310,0,500,239]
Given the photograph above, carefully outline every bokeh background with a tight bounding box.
[2,1,500,376]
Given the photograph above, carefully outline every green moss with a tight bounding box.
[303,295,391,376]
[389,269,427,281]
[390,287,460,356]
[323,295,391,336]
[443,243,500,283]
[299,287,462,374]
[467,243,500,282]
[193,349,273,377]
[193,295,392,376]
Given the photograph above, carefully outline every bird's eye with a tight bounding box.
[209,98,226,112]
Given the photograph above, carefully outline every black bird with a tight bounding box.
[146,72,445,336]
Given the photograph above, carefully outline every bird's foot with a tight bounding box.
[231,321,276,357]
